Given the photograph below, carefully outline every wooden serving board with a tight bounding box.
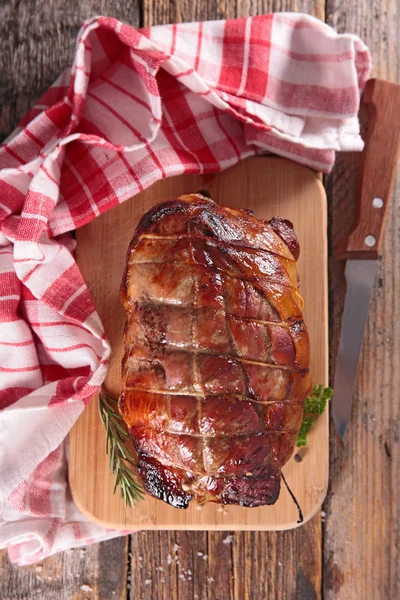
[69,156,328,531]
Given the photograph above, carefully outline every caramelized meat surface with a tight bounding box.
[120,194,311,508]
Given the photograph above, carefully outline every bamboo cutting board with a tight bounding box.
[69,156,328,531]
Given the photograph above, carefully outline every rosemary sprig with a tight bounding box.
[98,390,144,506]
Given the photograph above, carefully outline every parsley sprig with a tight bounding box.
[297,385,333,447]
[98,390,144,506]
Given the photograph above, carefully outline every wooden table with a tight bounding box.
[0,2,398,599]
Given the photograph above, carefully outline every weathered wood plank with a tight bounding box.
[130,531,209,599]
[324,2,400,599]
[232,525,322,600]
[143,0,325,25]
[0,537,128,600]
[130,526,322,600]
[0,0,138,597]
[129,2,325,600]
[0,0,141,141]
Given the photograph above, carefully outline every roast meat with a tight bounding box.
[120,194,311,508]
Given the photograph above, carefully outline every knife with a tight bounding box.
[332,78,400,440]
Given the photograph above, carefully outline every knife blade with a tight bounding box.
[332,260,376,440]
[332,79,400,440]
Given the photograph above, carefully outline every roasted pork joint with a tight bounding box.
[120,194,311,508]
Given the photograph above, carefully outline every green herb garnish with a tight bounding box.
[98,390,144,506]
[297,385,333,447]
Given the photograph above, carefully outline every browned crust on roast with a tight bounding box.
[120,194,311,508]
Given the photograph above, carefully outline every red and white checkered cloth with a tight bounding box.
[0,13,370,565]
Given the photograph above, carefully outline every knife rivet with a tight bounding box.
[372,197,384,208]
[365,235,376,247]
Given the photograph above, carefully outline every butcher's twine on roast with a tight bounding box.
[120,195,311,508]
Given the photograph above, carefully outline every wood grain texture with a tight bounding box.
[129,525,322,599]
[70,156,329,533]
[0,0,139,594]
[324,2,400,599]
[0,0,140,141]
[0,537,128,600]
[142,0,325,25]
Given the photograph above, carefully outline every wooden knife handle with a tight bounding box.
[337,79,400,260]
